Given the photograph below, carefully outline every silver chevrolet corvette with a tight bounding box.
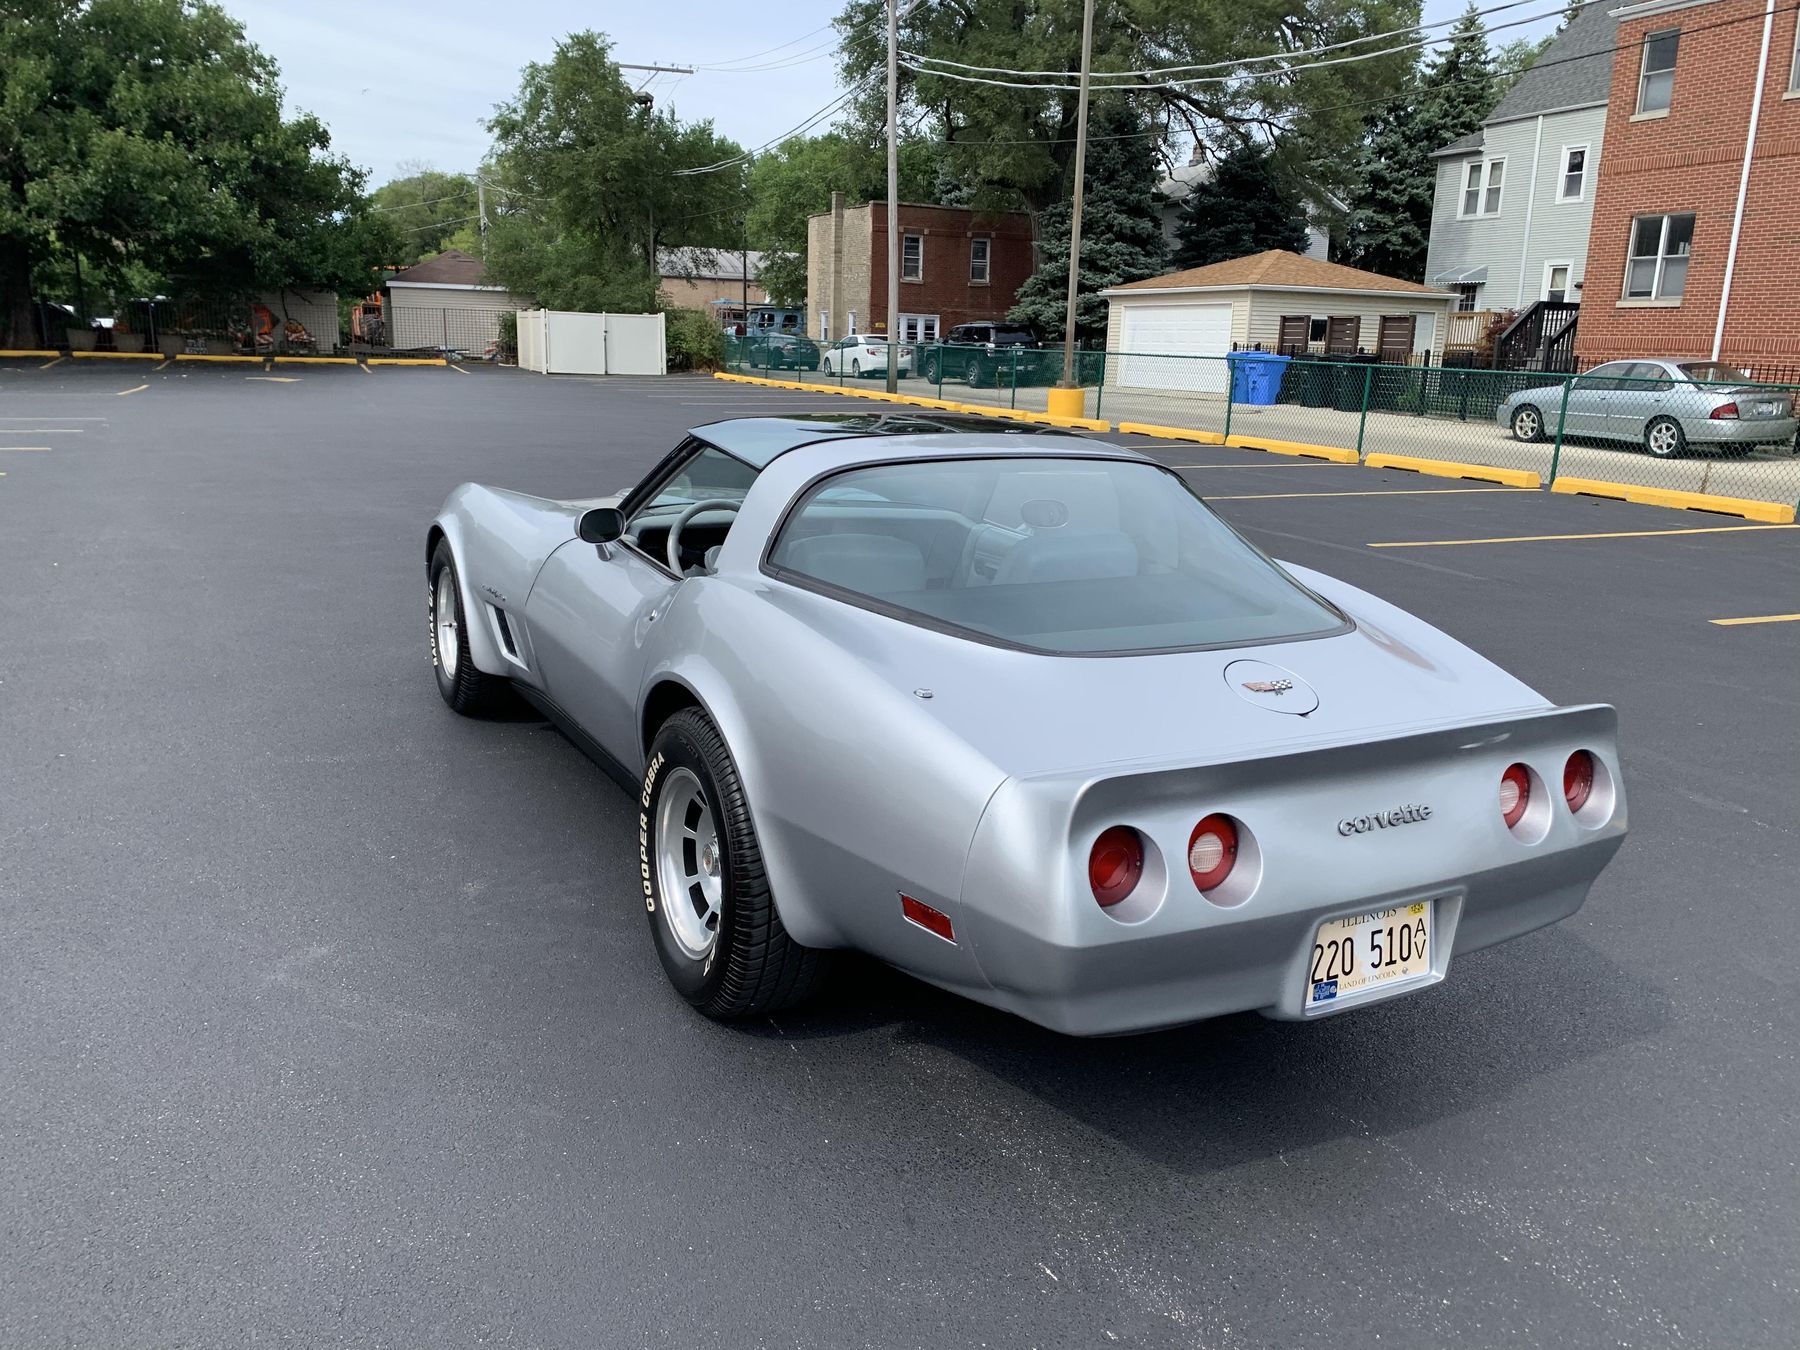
[427,414,1626,1035]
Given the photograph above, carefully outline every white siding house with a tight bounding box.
[1423,3,1619,312]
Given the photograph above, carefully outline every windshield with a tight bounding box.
[767,456,1346,654]
[1677,362,1750,384]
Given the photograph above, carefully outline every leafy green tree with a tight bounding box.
[0,0,389,344]
[372,165,478,266]
[837,0,1422,214]
[1008,100,1167,340]
[744,133,937,308]
[1171,141,1311,269]
[1341,4,1498,279]
[1493,36,1552,100]
[480,32,746,312]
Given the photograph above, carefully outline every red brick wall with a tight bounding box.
[1577,0,1800,371]
[867,203,1037,334]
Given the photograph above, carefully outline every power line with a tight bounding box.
[694,23,837,71]
[899,0,1577,93]
[671,80,877,176]
[370,189,474,213]
[906,0,1594,81]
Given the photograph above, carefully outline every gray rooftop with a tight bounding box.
[1433,2,1620,157]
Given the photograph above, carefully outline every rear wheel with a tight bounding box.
[1511,404,1544,443]
[429,541,509,715]
[642,709,829,1018]
[851,359,862,378]
[1645,416,1687,459]
[964,355,984,388]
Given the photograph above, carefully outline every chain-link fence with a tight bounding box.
[720,340,1800,510]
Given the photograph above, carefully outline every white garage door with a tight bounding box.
[1118,302,1233,393]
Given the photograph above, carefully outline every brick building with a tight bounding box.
[1576,0,1800,372]
[806,195,1035,347]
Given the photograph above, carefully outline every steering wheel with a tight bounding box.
[666,499,741,575]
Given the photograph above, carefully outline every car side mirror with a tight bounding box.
[578,507,625,544]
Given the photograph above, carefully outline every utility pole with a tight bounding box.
[617,63,697,75]
[1058,0,1098,393]
[885,0,901,393]
[477,178,488,260]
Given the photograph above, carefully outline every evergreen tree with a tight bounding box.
[1008,101,1168,341]
[1341,5,1498,279]
[1171,142,1311,270]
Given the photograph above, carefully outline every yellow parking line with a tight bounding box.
[1371,524,1799,548]
[245,376,300,383]
[153,359,170,371]
[117,384,148,396]
[1210,487,1522,501]
[358,362,373,375]
[39,356,63,370]
[1171,461,1341,471]
[448,363,470,374]
[1709,612,1800,626]
[0,447,52,452]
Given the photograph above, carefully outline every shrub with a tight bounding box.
[665,307,724,372]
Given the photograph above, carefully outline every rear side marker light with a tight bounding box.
[1710,403,1740,421]
[1088,826,1144,908]
[1564,751,1596,813]
[1188,814,1238,892]
[1500,763,1531,828]
[900,894,955,943]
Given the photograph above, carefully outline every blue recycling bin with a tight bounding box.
[1226,351,1292,406]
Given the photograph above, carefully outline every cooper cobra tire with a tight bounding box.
[429,541,509,715]
[642,709,830,1018]
[1645,416,1687,459]
[964,356,984,388]
[1511,404,1544,443]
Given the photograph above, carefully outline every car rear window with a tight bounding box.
[766,456,1346,654]
[1677,362,1749,384]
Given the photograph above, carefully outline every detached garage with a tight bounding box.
[1102,250,1457,393]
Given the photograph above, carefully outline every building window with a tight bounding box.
[1544,262,1572,303]
[847,310,857,335]
[1791,19,1798,91]
[969,237,990,284]
[819,311,830,341]
[1558,146,1588,202]
[1637,30,1679,115]
[1454,284,1480,312]
[1624,213,1694,300]
[901,234,923,281]
[1460,159,1504,217]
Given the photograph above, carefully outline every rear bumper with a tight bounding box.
[1686,415,1797,446]
[956,847,1616,1035]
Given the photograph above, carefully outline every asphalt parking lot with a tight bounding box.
[3,359,1797,1349]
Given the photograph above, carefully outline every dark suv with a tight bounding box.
[918,322,1043,387]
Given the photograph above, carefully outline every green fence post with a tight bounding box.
[1549,374,1572,483]
[935,344,944,400]
[1354,364,1374,461]
[1093,351,1104,420]
[1222,356,1234,441]
[1010,350,1019,409]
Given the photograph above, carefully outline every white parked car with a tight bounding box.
[819,335,913,379]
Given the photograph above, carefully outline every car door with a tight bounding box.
[1561,363,1628,437]
[1610,362,1672,439]
[523,441,756,769]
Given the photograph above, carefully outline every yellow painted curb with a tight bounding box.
[1550,476,1796,524]
[275,355,358,365]
[1225,435,1360,465]
[1116,421,1227,445]
[1045,386,1087,419]
[0,348,61,358]
[174,353,263,363]
[74,349,164,360]
[365,357,449,366]
[1042,413,1112,431]
[1365,452,1539,487]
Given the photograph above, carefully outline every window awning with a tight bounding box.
[1430,265,1488,285]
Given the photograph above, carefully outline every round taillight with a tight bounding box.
[1188,814,1238,892]
[1089,826,1144,908]
[1564,751,1595,813]
[1500,763,1531,828]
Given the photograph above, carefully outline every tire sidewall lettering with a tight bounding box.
[640,750,664,913]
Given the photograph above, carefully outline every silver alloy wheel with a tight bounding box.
[655,767,723,960]
[434,568,459,678]
[851,359,862,378]
[1647,419,1681,457]
[1513,407,1540,441]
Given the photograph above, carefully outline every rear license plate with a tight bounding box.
[1754,401,1779,417]
[1307,901,1433,1009]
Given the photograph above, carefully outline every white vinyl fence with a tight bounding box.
[515,310,667,376]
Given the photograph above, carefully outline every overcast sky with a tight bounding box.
[215,0,1557,188]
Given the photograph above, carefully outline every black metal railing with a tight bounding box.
[1494,300,1580,372]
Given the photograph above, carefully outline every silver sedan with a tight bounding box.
[1497,359,1797,458]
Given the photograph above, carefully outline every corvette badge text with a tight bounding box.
[1338,804,1433,836]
